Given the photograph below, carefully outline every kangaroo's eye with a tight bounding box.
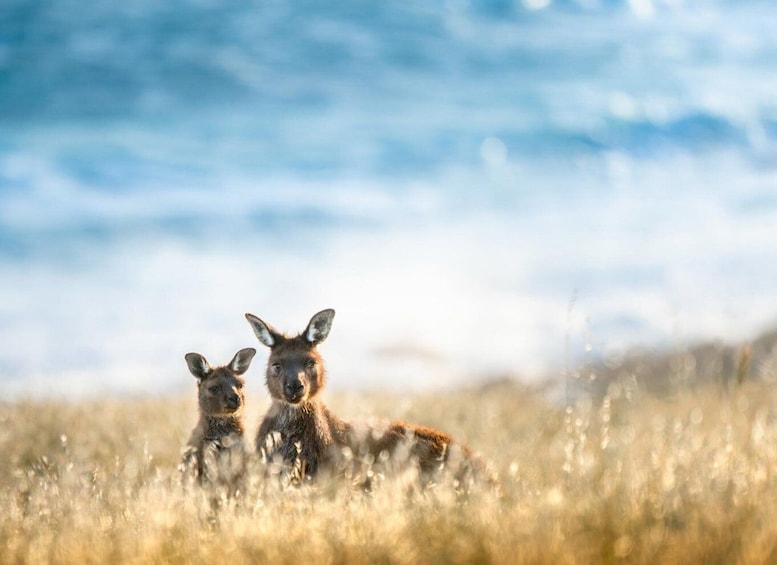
[235,382,244,390]
[209,385,221,394]
[306,359,316,369]
[271,363,282,375]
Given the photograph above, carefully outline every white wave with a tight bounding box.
[3,151,777,398]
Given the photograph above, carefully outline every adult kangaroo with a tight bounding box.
[245,309,496,491]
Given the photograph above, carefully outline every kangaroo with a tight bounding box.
[180,348,256,492]
[245,309,495,491]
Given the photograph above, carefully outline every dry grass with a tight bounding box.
[4,378,777,564]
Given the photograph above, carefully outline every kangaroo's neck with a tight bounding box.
[266,398,343,442]
[271,398,324,423]
[202,414,244,440]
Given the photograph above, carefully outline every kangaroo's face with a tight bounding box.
[185,348,256,418]
[245,309,335,406]
[266,338,324,404]
[199,368,246,416]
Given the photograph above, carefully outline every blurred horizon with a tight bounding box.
[2,0,777,398]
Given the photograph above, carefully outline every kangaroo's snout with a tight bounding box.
[226,392,241,410]
[284,376,305,403]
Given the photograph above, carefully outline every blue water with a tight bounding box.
[2,0,777,397]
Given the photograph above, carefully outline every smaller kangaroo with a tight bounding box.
[180,348,256,491]
[245,309,495,491]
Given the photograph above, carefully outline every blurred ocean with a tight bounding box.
[2,0,777,397]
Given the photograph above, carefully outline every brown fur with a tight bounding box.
[180,348,256,492]
[246,310,496,490]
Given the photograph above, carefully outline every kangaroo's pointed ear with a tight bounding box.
[305,308,335,344]
[185,352,211,380]
[230,348,256,375]
[245,313,280,348]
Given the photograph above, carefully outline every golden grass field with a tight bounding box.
[4,370,777,564]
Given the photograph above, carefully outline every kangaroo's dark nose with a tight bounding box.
[226,394,240,409]
[285,381,304,396]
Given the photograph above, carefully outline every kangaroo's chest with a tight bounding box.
[185,431,245,485]
[261,411,334,477]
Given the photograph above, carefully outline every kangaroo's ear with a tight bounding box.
[185,352,211,380]
[230,348,256,375]
[305,308,335,344]
[245,313,281,348]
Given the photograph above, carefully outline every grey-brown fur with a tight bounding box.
[245,309,496,490]
[180,347,256,491]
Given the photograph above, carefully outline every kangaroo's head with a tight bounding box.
[244,309,335,406]
[185,348,256,418]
